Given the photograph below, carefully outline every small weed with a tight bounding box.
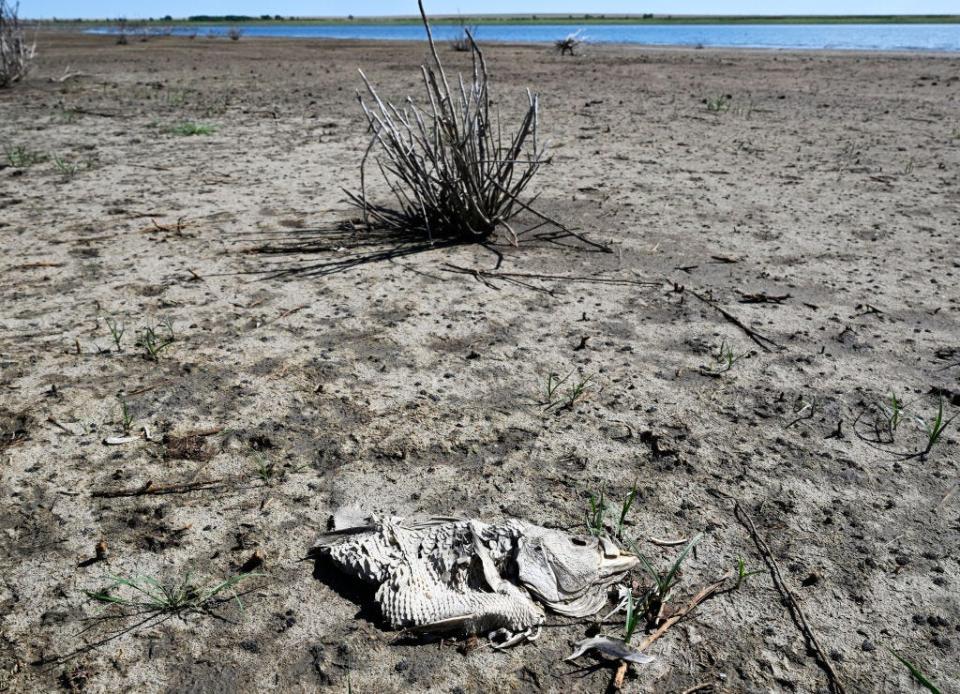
[118,398,133,433]
[623,591,640,643]
[889,649,941,694]
[5,144,45,167]
[254,455,275,484]
[162,91,187,108]
[587,485,637,539]
[915,397,956,459]
[587,490,606,536]
[543,369,573,405]
[57,107,79,123]
[615,484,637,540]
[137,319,175,360]
[882,392,903,433]
[633,533,702,614]
[105,317,125,351]
[52,155,79,177]
[86,571,260,615]
[169,122,216,136]
[563,375,593,408]
[700,338,748,376]
[541,370,593,412]
[705,95,731,112]
[732,557,764,590]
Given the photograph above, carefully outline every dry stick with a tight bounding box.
[731,500,847,694]
[687,289,783,352]
[90,479,224,498]
[613,571,734,689]
[487,178,613,253]
[259,304,309,328]
[442,264,657,288]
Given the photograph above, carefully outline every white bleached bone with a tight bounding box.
[565,635,656,665]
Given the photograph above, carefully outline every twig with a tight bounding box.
[90,479,225,498]
[729,498,846,694]
[611,571,733,688]
[442,264,660,291]
[49,66,89,82]
[636,572,733,653]
[260,304,308,327]
[67,107,120,118]
[686,289,783,352]
[486,178,613,253]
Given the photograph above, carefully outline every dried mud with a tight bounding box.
[1,32,959,693]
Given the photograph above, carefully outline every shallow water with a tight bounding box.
[88,22,960,52]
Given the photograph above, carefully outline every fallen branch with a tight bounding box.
[91,479,225,498]
[49,66,89,82]
[442,264,661,292]
[730,498,847,694]
[687,288,783,352]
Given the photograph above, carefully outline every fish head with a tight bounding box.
[513,524,638,617]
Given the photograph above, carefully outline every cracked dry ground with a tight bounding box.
[1,32,959,693]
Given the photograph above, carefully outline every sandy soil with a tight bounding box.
[1,31,959,693]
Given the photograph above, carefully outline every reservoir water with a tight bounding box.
[87,22,960,52]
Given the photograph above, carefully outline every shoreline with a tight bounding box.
[52,30,960,57]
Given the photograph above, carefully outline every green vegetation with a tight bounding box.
[105,317,125,351]
[916,397,956,459]
[623,590,640,643]
[168,122,215,136]
[889,649,941,694]
[117,398,133,433]
[634,534,703,611]
[732,557,764,590]
[615,484,637,540]
[587,490,606,536]
[705,95,731,113]
[5,144,44,167]
[700,337,749,375]
[254,454,275,484]
[136,319,175,360]
[541,370,594,412]
[586,485,638,540]
[86,572,260,614]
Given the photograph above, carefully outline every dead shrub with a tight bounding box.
[346,1,549,244]
[0,0,34,88]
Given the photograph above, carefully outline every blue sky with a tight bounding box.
[24,1,960,19]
